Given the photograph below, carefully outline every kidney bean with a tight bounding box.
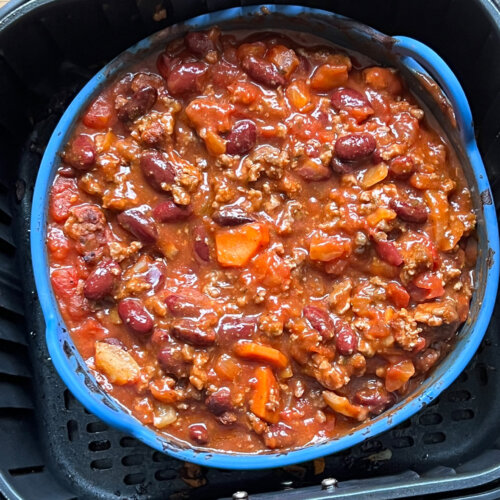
[217,315,256,345]
[140,150,177,191]
[296,162,332,181]
[83,261,120,300]
[241,56,286,88]
[193,225,210,262]
[354,379,393,413]
[153,200,193,222]
[144,260,166,292]
[189,423,209,445]
[117,85,157,122]
[165,289,209,318]
[331,88,372,112]
[156,53,175,80]
[212,206,255,226]
[118,298,154,335]
[372,237,403,266]
[389,155,415,178]
[185,31,215,58]
[171,318,216,346]
[64,135,96,170]
[335,133,376,162]
[389,198,428,223]
[205,387,233,415]
[303,305,335,340]
[158,346,188,378]
[414,348,440,373]
[117,205,158,244]
[167,62,207,96]
[332,316,357,355]
[225,120,257,155]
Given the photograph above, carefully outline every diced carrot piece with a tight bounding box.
[49,177,80,222]
[234,342,288,369]
[386,282,410,308]
[323,391,368,421]
[236,41,266,60]
[363,67,403,95]
[309,232,352,262]
[286,80,312,111]
[215,354,242,380]
[367,207,396,227]
[83,95,113,130]
[360,164,389,189]
[204,129,226,155]
[267,45,299,78]
[216,223,269,267]
[251,366,280,423]
[95,341,140,385]
[310,64,349,91]
[385,359,415,392]
[228,81,261,104]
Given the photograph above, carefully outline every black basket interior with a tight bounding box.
[1,1,500,499]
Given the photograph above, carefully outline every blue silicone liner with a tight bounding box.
[30,4,499,470]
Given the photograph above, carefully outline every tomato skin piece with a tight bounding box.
[49,177,79,223]
[386,282,410,308]
[47,227,70,261]
[83,95,114,129]
[412,272,445,301]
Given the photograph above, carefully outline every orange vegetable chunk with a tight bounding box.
[251,366,281,423]
[385,359,415,392]
[216,223,269,267]
[234,341,288,369]
[309,232,352,262]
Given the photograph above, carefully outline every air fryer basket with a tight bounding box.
[1,1,500,499]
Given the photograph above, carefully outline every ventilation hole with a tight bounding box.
[122,454,144,466]
[392,436,414,449]
[447,390,471,402]
[123,473,146,485]
[395,419,412,430]
[87,421,108,433]
[89,440,111,452]
[451,409,475,421]
[457,371,468,383]
[419,413,443,426]
[120,437,139,448]
[67,419,79,442]
[478,364,488,386]
[152,451,170,462]
[423,432,446,445]
[428,397,440,407]
[90,459,112,470]
[155,468,176,481]
[9,465,44,477]
[64,389,77,410]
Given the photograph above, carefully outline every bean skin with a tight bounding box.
[153,200,192,222]
[185,31,215,58]
[205,387,233,415]
[217,315,256,345]
[304,305,335,340]
[241,56,286,88]
[117,206,158,244]
[389,155,415,178]
[189,423,209,445]
[212,206,254,226]
[140,150,177,191]
[332,315,357,355]
[117,85,157,122]
[84,261,120,300]
[330,157,357,175]
[171,318,216,346]
[389,198,428,223]
[225,120,257,155]
[372,237,404,266]
[167,62,207,96]
[118,298,154,335]
[334,133,376,162]
[64,135,96,170]
[193,225,210,262]
[331,88,373,118]
[157,346,188,378]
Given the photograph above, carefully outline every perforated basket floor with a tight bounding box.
[1,0,500,499]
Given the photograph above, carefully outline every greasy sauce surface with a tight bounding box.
[47,29,477,452]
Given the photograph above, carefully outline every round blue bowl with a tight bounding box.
[30,4,499,470]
